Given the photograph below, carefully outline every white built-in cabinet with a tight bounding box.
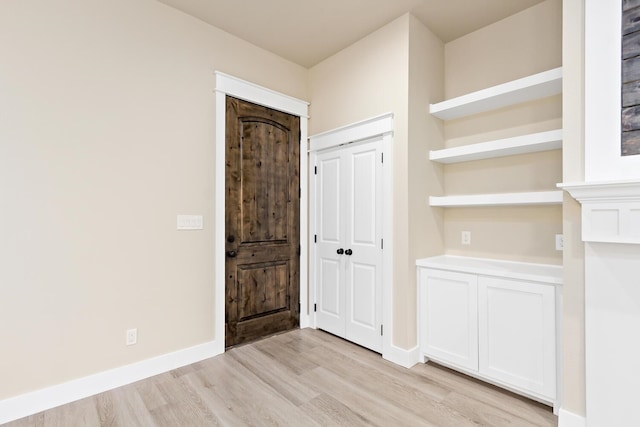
[417,256,562,407]
[428,67,564,207]
[418,67,564,409]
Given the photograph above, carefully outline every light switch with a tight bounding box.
[177,215,203,230]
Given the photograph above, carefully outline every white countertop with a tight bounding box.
[416,255,563,285]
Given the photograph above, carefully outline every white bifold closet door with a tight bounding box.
[315,138,383,353]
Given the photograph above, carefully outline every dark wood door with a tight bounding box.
[225,96,300,348]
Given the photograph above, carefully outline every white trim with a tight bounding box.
[215,72,309,118]
[214,72,310,347]
[383,344,420,369]
[560,180,640,244]
[380,131,395,365]
[309,114,396,363]
[308,113,393,152]
[558,408,587,427]
[0,340,218,425]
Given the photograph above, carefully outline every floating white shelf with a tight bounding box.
[429,190,563,207]
[430,129,563,164]
[430,67,563,120]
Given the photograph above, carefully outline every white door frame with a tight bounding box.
[309,113,394,358]
[214,72,309,355]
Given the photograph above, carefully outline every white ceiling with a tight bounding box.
[157,0,546,68]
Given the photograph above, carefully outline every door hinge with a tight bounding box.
[381,153,384,163]
[314,166,317,175]
[381,324,383,336]
[314,303,317,312]
[298,302,301,313]
[381,238,384,249]
[299,187,301,198]
[297,244,301,256]
[314,234,317,243]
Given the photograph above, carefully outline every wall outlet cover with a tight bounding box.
[126,328,138,346]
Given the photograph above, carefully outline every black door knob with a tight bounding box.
[337,248,344,255]
[345,249,353,256]
[226,250,237,258]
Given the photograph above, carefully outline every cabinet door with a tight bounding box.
[420,268,478,371]
[478,277,556,399]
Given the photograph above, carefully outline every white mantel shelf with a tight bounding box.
[559,180,640,244]
[416,255,563,285]
[429,67,563,121]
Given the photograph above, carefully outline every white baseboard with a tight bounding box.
[383,344,420,368]
[558,408,587,427]
[0,340,221,425]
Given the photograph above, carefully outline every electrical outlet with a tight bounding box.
[126,328,138,346]
[555,234,564,251]
[461,231,471,245]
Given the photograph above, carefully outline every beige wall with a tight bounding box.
[0,0,307,400]
[407,16,445,347]
[441,0,563,264]
[561,0,586,416]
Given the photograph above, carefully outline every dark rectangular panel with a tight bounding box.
[237,262,289,321]
[623,130,640,155]
[623,31,640,60]
[623,81,640,107]
[623,56,640,83]
[622,105,640,131]
[623,6,640,35]
[624,0,640,12]
[240,121,290,244]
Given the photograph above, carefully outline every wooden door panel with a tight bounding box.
[226,96,300,348]
[236,262,289,321]
[240,120,290,243]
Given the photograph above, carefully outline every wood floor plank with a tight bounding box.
[105,384,156,427]
[149,373,218,426]
[252,335,319,375]
[4,329,557,427]
[299,366,439,427]
[194,351,320,426]
[412,362,558,426]
[43,396,101,427]
[442,391,542,427]
[227,343,322,406]
[298,393,370,427]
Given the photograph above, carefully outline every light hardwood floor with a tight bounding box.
[5,329,557,426]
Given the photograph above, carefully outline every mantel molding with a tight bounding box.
[558,180,640,244]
